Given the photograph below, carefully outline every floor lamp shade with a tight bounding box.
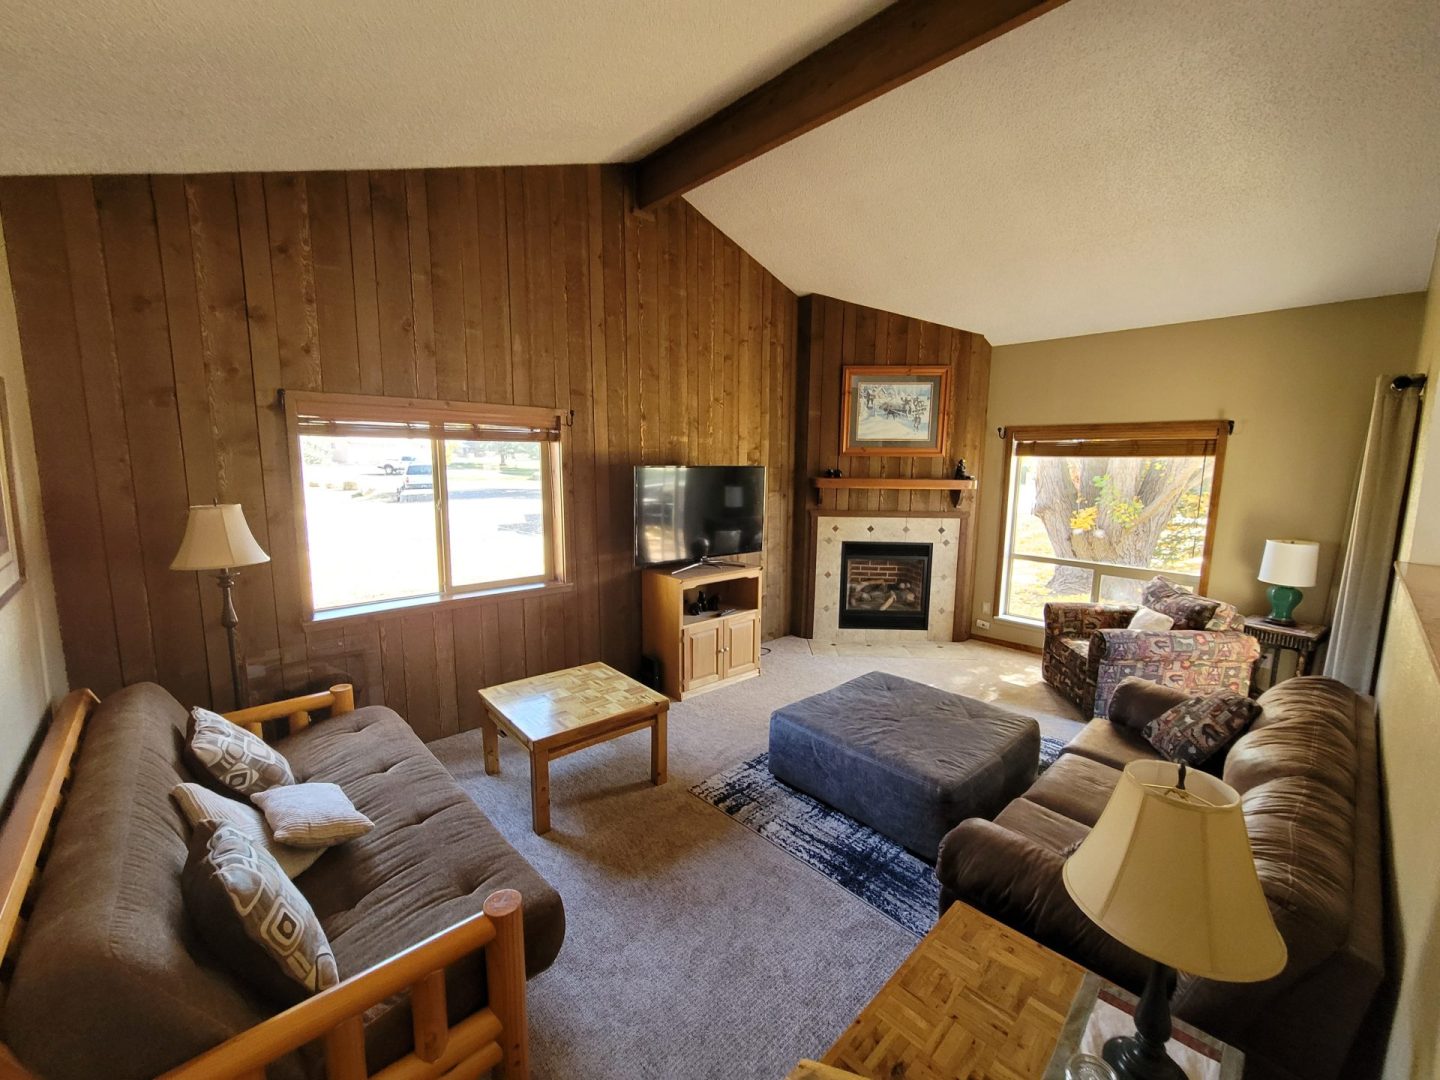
[170,504,270,571]
[1062,760,1286,983]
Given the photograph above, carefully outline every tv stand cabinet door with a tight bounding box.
[721,612,761,680]
[682,622,723,692]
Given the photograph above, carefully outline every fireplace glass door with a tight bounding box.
[838,541,933,630]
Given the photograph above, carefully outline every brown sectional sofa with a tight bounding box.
[936,677,1383,1080]
[2,682,565,1079]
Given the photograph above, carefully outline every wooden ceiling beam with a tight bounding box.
[633,0,1070,211]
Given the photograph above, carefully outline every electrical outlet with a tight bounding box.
[976,618,992,630]
[981,601,993,616]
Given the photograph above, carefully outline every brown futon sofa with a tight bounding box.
[937,677,1383,1080]
[0,681,565,1079]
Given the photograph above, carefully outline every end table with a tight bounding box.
[1242,616,1328,694]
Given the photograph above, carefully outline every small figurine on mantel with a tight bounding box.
[955,459,973,481]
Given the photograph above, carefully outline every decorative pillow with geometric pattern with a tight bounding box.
[180,822,340,1005]
[184,707,295,801]
[1142,690,1262,766]
[1141,576,1221,631]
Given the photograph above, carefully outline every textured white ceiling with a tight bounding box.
[0,0,886,174]
[687,0,1440,344]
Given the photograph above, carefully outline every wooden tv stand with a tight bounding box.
[642,564,763,700]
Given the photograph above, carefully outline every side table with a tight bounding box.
[801,900,1242,1080]
[1242,616,1329,694]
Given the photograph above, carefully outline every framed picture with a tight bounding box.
[840,365,951,456]
[0,378,25,610]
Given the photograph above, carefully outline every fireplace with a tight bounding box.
[838,541,933,630]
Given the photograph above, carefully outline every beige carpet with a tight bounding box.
[430,636,1083,1080]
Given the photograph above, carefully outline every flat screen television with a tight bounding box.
[634,465,765,568]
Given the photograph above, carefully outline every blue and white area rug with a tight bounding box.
[690,736,1066,937]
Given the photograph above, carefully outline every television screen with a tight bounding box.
[634,466,765,567]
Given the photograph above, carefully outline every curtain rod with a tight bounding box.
[1391,374,1427,392]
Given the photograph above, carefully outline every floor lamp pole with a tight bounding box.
[216,568,245,709]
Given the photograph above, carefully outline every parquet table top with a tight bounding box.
[478,661,669,748]
[823,901,1086,1080]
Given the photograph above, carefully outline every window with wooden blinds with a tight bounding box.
[283,391,569,620]
[993,420,1229,624]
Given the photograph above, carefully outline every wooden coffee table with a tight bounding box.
[478,662,670,835]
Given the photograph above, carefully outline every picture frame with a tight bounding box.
[840,365,951,457]
[0,378,24,610]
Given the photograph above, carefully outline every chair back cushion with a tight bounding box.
[4,683,276,1080]
[1141,575,1244,631]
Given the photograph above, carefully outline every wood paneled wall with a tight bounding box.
[0,166,797,741]
[792,294,990,636]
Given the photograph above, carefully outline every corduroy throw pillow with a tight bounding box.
[251,782,374,848]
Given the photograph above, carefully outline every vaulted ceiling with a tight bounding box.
[686,0,1440,343]
[1,0,1437,345]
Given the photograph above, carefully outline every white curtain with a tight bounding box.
[1324,375,1425,691]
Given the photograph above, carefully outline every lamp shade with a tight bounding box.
[1062,760,1286,983]
[170,504,270,571]
[1257,539,1318,588]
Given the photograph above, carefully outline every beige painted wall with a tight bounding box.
[1377,232,1440,1080]
[1399,233,1440,565]
[973,293,1427,647]
[0,218,66,800]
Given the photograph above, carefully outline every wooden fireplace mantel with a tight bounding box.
[812,477,977,493]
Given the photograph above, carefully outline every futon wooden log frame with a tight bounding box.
[0,684,530,1080]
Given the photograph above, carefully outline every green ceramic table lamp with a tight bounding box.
[1258,539,1318,626]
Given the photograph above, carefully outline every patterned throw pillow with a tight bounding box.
[251,783,374,848]
[171,782,323,879]
[1142,690,1261,766]
[1141,576,1220,631]
[181,822,340,1005]
[185,707,295,801]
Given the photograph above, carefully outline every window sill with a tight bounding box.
[996,614,1044,629]
[303,579,575,629]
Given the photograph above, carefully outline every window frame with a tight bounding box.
[283,390,570,624]
[993,420,1229,626]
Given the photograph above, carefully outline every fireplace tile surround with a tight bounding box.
[811,515,961,643]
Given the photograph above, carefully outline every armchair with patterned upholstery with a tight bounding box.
[1041,579,1262,717]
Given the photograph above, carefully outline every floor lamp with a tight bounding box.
[170,503,270,709]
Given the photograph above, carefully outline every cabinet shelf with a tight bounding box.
[682,607,758,627]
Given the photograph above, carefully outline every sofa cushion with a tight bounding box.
[5,684,280,1080]
[172,781,324,879]
[181,822,340,1005]
[992,797,1091,857]
[1019,752,1121,828]
[276,706,566,1074]
[1108,677,1189,732]
[186,706,295,800]
[1062,718,1162,771]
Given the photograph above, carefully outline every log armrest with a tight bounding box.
[222,683,357,741]
[161,889,529,1080]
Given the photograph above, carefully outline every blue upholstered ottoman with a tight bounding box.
[768,671,1040,859]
